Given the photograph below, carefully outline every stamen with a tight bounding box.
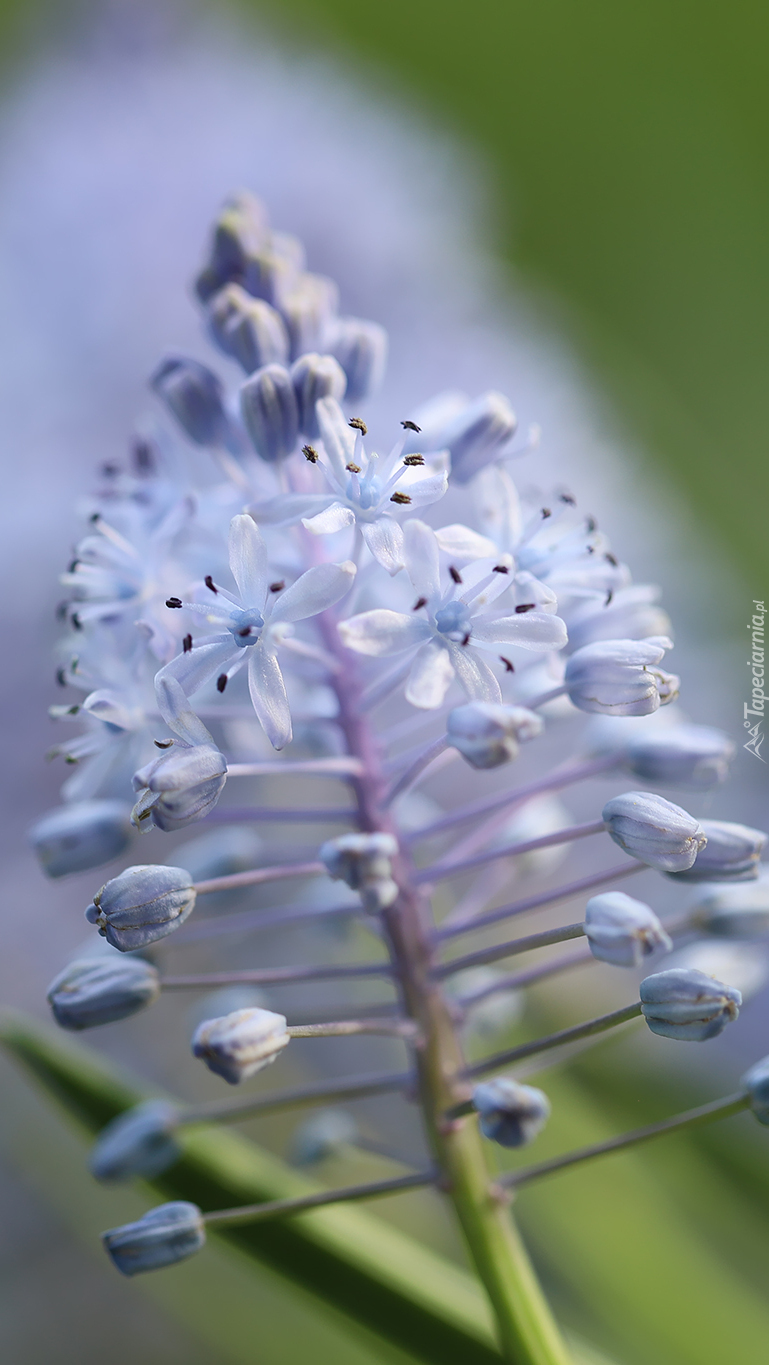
[514,603,535,613]
[55,668,67,687]
[205,575,218,594]
[499,656,515,672]
[559,492,576,505]
[302,444,319,463]
[346,463,362,473]
[401,420,422,432]
[605,552,618,566]
[269,580,285,593]
[541,508,551,519]
[165,597,183,609]
[605,589,614,606]
[71,612,82,630]
[412,597,428,611]
[390,492,412,505]
[154,738,174,749]
[349,417,368,435]
[403,453,424,466]
[216,673,228,692]
[492,564,509,574]
[183,634,192,652]
[449,565,463,584]
[586,516,597,532]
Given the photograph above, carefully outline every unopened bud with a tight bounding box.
[565,637,678,716]
[240,363,299,461]
[623,723,735,788]
[602,791,707,872]
[689,876,769,938]
[566,585,673,654]
[195,191,271,300]
[281,273,339,359]
[207,283,289,373]
[192,1007,289,1084]
[29,799,132,877]
[327,317,388,402]
[439,391,517,484]
[672,819,767,883]
[446,702,543,769]
[132,741,227,833]
[102,1201,205,1276]
[150,356,229,446]
[319,833,399,912]
[472,1078,550,1148]
[584,892,672,967]
[291,1109,360,1165]
[742,1056,769,1125]
[90,1102,180,1182]
[291,353,347,438]
[242,243,302,308]
[47,956,160,1030]
[85,865,196,951]
[640,967,741,1041]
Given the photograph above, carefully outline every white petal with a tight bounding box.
[248,647,292,750]
[302,502,356,535]
[81,690,135,731]
[248,494,335,526]
[339,609,431,657]
[475,464,523,551]
[434,524,497,560]
[446,642,502,702]
[399,471,448,506]
[316,395,355,482]
[155,674,216,747]
[229,514,268,604]
[472,612,568,650]
[403,519,440,600]
[158,637,236,697]
[271,561,356,623]
[360,517,405,575]
[405,639,455,708]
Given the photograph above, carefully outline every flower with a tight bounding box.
[249,398,448,573]
[157,514,356,750]
[131,676,227,832]
[623,723,735,788]
[207,282,290,373]
[446,701,543,769]
[564,637,679,715]
[89,1102,181,1182]
[291,353,348,438]
[151,355,232,447]
[240,362,300,462]
[29,799,132,877]
[339,519,567,709]
[320,832,399,912]
[583,892,672,967]
[639,968,742,1041]
[403,390,518,484]
[191,1007,290,1084]
[85,864,196,951]
[689,875,769,937]
[102,1202,205,1276]
[472,1078,551,1148]
[46,956,160,1029]
[602,792,707,872]
[326,317,388,402]
[671,820,767,883]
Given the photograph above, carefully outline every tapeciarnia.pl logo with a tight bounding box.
[744,599,766,761]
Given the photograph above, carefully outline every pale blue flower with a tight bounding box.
[192,1006,290,1084]
[90,1102,181,1182]
[640,968,742,1041]
[472,1078,550,1148]
[446,701,543,769]
[602,791,707,872]
[584,892,672,967]
[564,637,679,715]
[29,798,132,877]
[131,676,227,832]
[47,956,160,1030]
[85,864,196,951]
[103,1202,205,1276]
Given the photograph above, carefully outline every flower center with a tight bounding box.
[434,600,472,642]
[229,607,265,647]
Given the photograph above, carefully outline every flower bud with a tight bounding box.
[446,702,543,769]
[472,1078,550,1148]
[623,724,735,788]
[89,1102,181,1182]
[291,1109,360,1165]
[29,799,132,877]
[326,317,388,402]
[47,956,160,1029]
[742,1056,769,1125]
[195,191,271,300]
[319,833,399,912]
[207,283,289,373]
[131,741,227,833]
[440,391,517,485]
[602,792,707,872]
[564,638,678,716]
[291,353,347,438]
[242,238,304,308]
[689,876,769,937]
[583,892,672,967]
[102,1201,205,1276]
[240,363,299,461]
[639,967,741,1041]
[150,356,229,446]
[192,1007,290,1084]
[671,819,767,883]
[85,865,196,951]
[280,273,339,359]
[565,585,673,654]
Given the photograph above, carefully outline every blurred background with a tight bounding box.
[0,1,767,1363]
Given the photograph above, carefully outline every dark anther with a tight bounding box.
[66,705,80,715]
[71,612,83,630]
[401,420,421,432]
[165,597,183,609]
[346,462,362,473]
[541,507,552,519]
[461,632,471,647]
[205,575,218,594]
[586,545,595,555]
[391,491,412,505]
[515,603,536,614]
[183,634,193,653]
[586,516,597,532]
[154,738,174,749]
[349,417,368,435]
[302,444,319,463]
[605,552,618,566]
[216,673,228,693]
[56,668,67,687]
[89,512,100,524]
[55,602,68,621]
[403,453,424,466]
[68,559,79,574]
[492,563,509,574]
[500,656,515,673]
[269,580,285,593]
[559,492,576,505]
[605,589,614,606]
[412,596,428,611]
[101,463,119,477]
[449,565,463,584]
[132,437,156,472]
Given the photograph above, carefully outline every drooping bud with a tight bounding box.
[564,637,678,716]
[291,1109,360,1165]
[150,356,229,446]
[326,317,388,402]
[472,1078,551,1148]
[565,585,673,654]
[602,792,707,872]
[240,363,299,461]
[280,273,339,359]
[29,799,132,877]
[291,353,347,439]
[207,283,289,373]
[639,967,741,1041]
[47,956,160,1030]
[131,740,227,833]
[191,1007,290,1084]
[623,724,735,788]
[89,1102,181,1182]
[671,820,767,883]
[742,1056,769,1125]
[102,1201,205,1276]
[195,191,271,300]
[85,865,196,951]
[438,391,517,485]
[446,702,543,769]
[689,876,769,937]
[583,892,672,967]
[319,833,399,913]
